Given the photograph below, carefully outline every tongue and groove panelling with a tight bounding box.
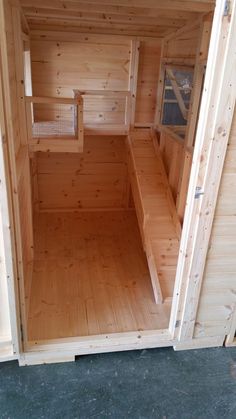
[194,110,236,339]
[135,40,161,125]
[30,34,162,211]
[30,35,130,126]
[30,33,161,126]
[35,136,129,211]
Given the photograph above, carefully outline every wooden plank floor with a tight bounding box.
[27,211,171,341]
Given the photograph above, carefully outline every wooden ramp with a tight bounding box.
[127,129,181,303]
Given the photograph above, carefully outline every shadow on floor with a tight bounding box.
[1,347,236,418]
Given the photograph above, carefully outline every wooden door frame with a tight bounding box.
[170,0,236,342]
[0,57,20,362]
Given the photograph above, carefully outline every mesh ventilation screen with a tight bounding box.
[161,68,194,127]
[32,103,77,138]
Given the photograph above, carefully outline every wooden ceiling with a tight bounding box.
[20,0,215,38]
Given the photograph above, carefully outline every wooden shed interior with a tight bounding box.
[5,0,235,361]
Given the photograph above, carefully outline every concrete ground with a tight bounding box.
[0,346,236,418]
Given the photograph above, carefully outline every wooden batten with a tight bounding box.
[129,39,140,128]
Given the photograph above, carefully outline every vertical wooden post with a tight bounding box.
[73,89,84,152]
[78,97,84,153]
[12,7,28,146]
[225,307,236,346]
[176,16,212,222]
[124,93,131,130]
[128,39,140,129]
[25,101,33,143]
[154,41,167,128]
[73,89,79,135]
[30,155,39,214]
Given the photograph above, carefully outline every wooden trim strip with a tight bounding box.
[129,39,140,128]
[25,96,80,105]
[74,89,130,97]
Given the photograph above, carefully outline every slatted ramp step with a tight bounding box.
[127,128,181,304]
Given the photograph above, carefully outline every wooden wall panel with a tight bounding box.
[160,133,184,203]
[31,37,130,125]
[31,38,130,90]
[1,1,34,332]
[0,207,12,346]
[35,136,129,210]
[194,109,236,338]
[164,26,200,62]
[33,97,127,126]
[135,40,161,124]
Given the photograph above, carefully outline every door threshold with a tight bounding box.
[20,329,175,365]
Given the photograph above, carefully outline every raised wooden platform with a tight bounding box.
[27,211,171,341]
[127,129,181,303]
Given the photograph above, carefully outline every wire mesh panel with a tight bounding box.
[32,102,77,139]
[161,67,194,126]
[25,96,84,153]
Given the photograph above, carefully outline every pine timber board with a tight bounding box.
[159,130,185,204]
[194,109,236,340]
[34,136,129,211]
[27,210,171,341]
[30,33,161,127]
[30,36,131,131]
[164,25,200,62]
[135,41,161,125]
[20,0,214,38]
[30,37,130,96]
[127,129,180,303]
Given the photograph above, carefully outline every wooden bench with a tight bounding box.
[127,129,181,304]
